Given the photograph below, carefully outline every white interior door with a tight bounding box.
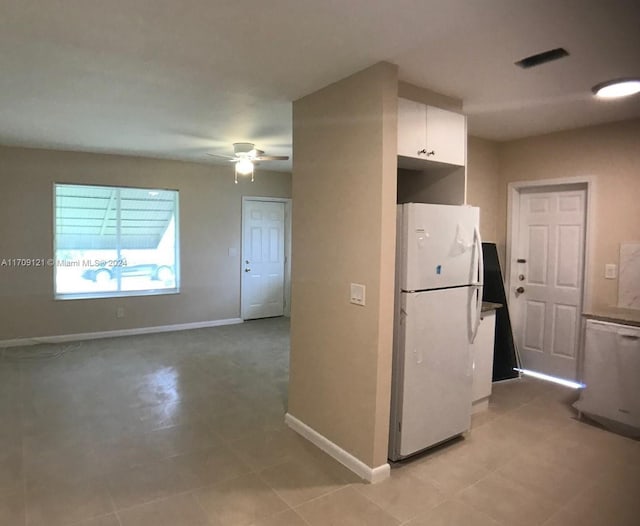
[242,199,285,320]
[511,187,586,380]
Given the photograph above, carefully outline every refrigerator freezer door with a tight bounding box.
[390,287,473,460]
[399,203,480,291]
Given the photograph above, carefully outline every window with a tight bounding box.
[54,184,179,299]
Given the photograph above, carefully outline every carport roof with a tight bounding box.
[55,184,176,250]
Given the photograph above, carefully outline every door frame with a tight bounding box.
[505,176,595,378]
[241,196,292,319]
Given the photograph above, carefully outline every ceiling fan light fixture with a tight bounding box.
[234,158,254,183]
[209,142,288,183]
[236,158,254,175]
[592,78,640,99]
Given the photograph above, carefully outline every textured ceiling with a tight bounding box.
[1,0,639,171]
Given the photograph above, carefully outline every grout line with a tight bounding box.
[105,484,123,526]
[62,511,121,526]
[108,469,261,517]
[191,491,214,525]
[290,507,314,526]
[111,487,201,515]
[289,483,356,510]
[254,465,347,512]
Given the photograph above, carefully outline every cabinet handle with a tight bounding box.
[417,149,436,156]
[426,150,435,156]
[417,148,427,155]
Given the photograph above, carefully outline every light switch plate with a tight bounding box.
[605,263,617,279]
[350,283,366,306]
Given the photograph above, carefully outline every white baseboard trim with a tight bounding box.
[285,413,390,484]
[0,318,243,348]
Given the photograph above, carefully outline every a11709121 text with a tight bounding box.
[0,258,128,268]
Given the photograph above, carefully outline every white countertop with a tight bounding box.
[583,307,640,327]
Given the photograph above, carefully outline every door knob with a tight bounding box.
[244,268,251,272]
[516,286,525,294]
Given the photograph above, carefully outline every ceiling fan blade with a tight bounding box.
[254,155,290,161]
[207,153,236,161]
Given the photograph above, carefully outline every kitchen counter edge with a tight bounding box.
[583,308,640,328]
[481,301,502,313]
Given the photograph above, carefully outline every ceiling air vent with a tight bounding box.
[515,47,569,69]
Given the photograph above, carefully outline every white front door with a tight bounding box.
[511,187,586,380]
[241,199,286,320]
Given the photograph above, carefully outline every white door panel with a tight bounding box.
[242,200,285,320]
[512,188,586,380]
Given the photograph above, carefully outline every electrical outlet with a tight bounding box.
[116,307,125,318]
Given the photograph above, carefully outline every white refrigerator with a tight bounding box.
[389,203,483,461]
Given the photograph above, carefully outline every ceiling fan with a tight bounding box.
[207,142,289,183]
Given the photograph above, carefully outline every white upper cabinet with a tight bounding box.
[397,98,466,167]
[425,106,466,166]
[397,98,427,159]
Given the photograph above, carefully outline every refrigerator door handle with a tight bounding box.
[476,226,484,288]
[471,226,484,287]
[470,226,484,343]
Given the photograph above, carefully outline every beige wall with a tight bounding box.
[466,136,500,243]
[496,118,640,311]
[398,81,463,112]
[0,146,291,340]
[289,62,398,468]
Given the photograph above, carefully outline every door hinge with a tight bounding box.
[398,422,402,433]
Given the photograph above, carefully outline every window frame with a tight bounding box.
[53,182,180,300]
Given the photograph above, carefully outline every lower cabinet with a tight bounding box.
[573,319,640,436]
[471,310,497,413]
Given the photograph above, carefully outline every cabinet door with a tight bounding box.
[397,98,426,158]
[425,106,466,166]
[471,311,496,403]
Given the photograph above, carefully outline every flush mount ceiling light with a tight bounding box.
[592,78,640,99]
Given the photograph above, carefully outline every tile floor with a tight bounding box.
[1,317,638,526]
